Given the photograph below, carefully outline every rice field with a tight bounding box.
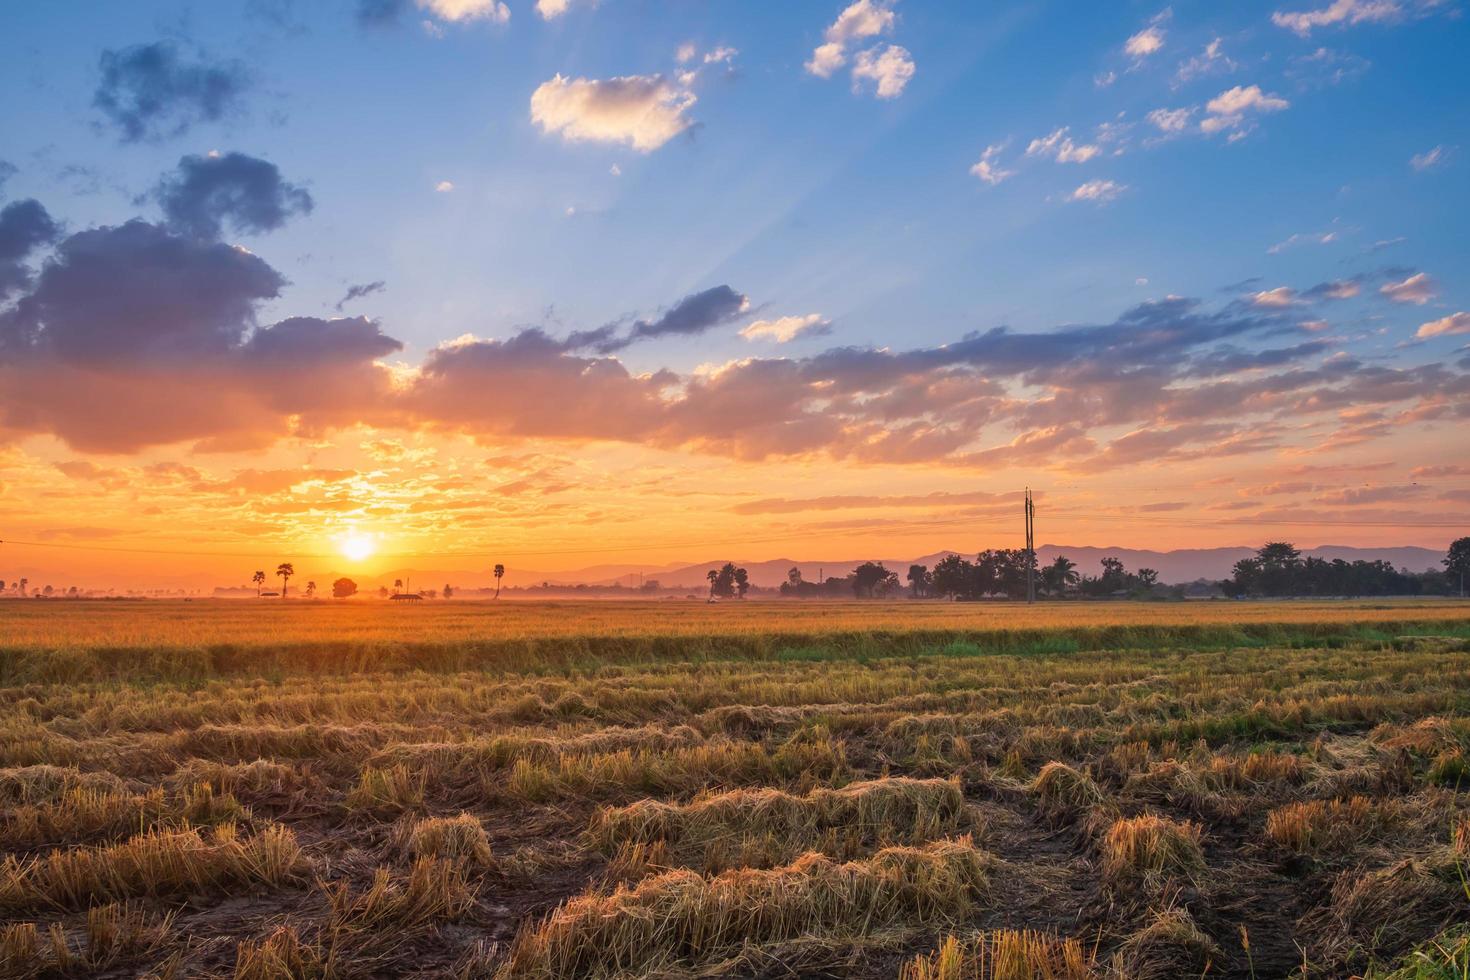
[2,598,1469,978]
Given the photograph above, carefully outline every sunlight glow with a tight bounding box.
[340,532,377,562]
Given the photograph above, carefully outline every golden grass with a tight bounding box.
[0,822,305,913]
[405,813,494,866]
[1030,762,1112,824]
[326,856,477,935]
[4,599,1470,976]
[496,838,990,978]
[1265,796,1398,855]
[0,901,174,978]
[900,931,1096,980]
[4,596,1468,682]
[588,776,967,869]
[1100,814,1205,886]
[233,926,331,980]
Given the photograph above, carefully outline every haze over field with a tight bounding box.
[0,0,1466,587]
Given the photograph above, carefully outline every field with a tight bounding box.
[2,599,1470,978]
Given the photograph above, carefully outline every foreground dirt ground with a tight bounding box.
[1,602,1469,977]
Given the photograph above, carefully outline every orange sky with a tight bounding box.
[2,420,1464,590]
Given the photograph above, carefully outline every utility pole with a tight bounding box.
[1024,488,1036,604]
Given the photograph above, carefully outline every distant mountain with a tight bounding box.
[501,544,1449,589]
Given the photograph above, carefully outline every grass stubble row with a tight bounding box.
[0,602,1468,977]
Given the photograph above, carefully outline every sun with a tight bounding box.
[339,532,377,562]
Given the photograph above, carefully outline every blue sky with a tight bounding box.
[4,0,1465,363]
[0,0,1467,582]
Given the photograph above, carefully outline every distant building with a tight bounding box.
[390,593,423,602]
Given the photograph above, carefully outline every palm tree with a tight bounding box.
[276,563,294,598]
[393,578,403,593]
[706,569,719,598]
[493,564,505,598]
[252,570,266,597]
[305,581,317,599]
[18,578,27,597]
[1042,555,1078,596]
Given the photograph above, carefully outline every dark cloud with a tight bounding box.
[152,152,313,240]
[335,280,387,311]
[1,213,1463,470]
[0,217,399,452]
[594,285,750,353]
[0,160,16,193]
[0,199,61,298]
[2,219,284,363]
[93,42,251,142]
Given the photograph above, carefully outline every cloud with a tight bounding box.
[1251,287,1299,308]
[0,160,15,193]
[5,191,1464,474]
[1268,229,1338,253]
[806,0,896,78]
[1069,179,1126,203]
[335,280,387,311]
[1304,279,1360,301]
[969,143,1015,185]
[1175,38,1236,85]
[530,74,697,152]
[150,152,313,240]
[1272,0,1404,35]
[535,0,595,19]
[0,217,401,452]
[358,0,510,25]
[1286,46,1372,87]
[435,180,455,193]
[704,46,739,65]
[0,199,61,299]
[611,285,751,350]
[1410,145,1450,171]
[1417,312,1470,339]
[1027,128,1102,164]
[1380,271,1436,305]
[1201,84,1289,134]
[93,42,251,142]
[419,0,509,22]
[851,44,915,98]
[732,490,1016,514]
[807,1,912,99]
[1125,25,1166,58]
[1146,107,1195,134]
[741,314,832,343]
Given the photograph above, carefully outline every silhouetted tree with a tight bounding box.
[930,555,973,599]
[494,564,505,598]
[333,578,358,599]
[443,584,454,599]
[304,581,316,598]
[1041,555,1078,596]
[733,566,750,599]
[707,569,719,598]
[252,570,266,596]
[907,564,930,598]
[851,561,897,598]
[1447,537,1470,597]
[276,563,293,598]
[788,567,803,589]
[1137,568,1159,588]
[393,578,403,592]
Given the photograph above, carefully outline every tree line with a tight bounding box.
[766,537,1470,600]
[1226,539,1469,598]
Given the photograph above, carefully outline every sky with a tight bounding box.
[0,0,1467,590]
